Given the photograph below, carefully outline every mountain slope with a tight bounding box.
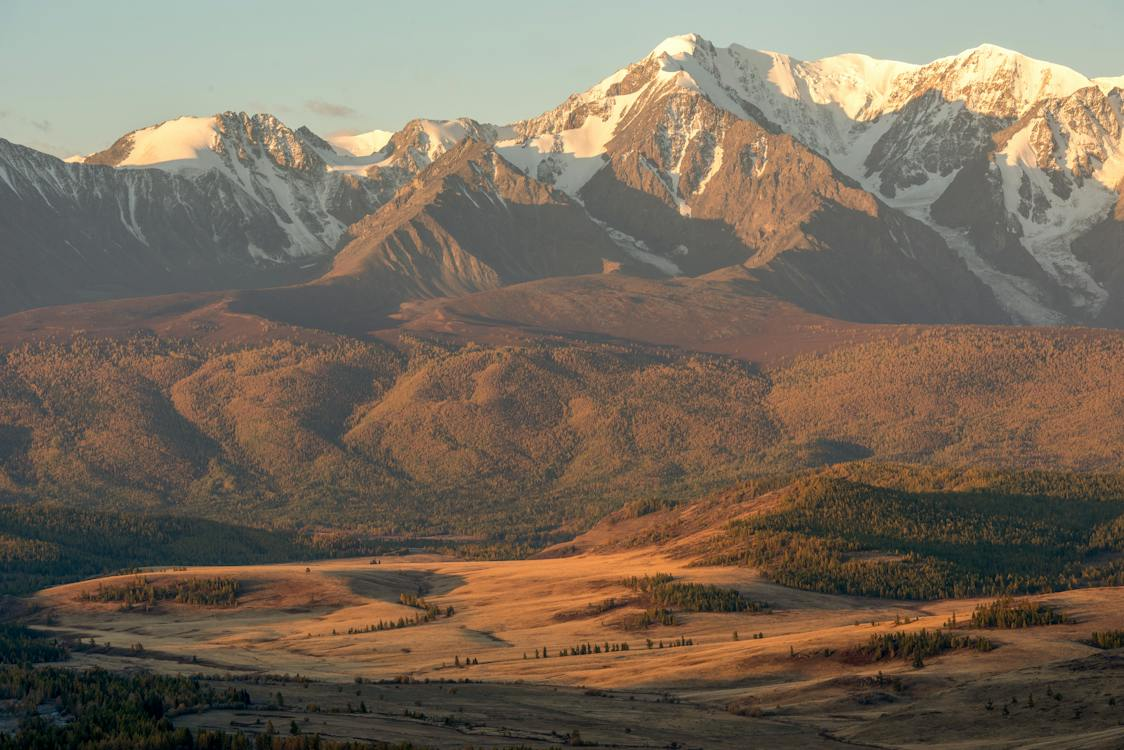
[933,85,1124,323]
[233,139,630,333]
[327,139,622,289]
[0,138,335,313]
[80,112,385,252]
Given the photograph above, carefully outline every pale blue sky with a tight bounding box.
[2,0,1121,157]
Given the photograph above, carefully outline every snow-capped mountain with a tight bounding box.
[501,35,1109,201]
[0,112,502,312]
[496,34,1124,324]
[72,112,493,257]
[1,34,1122,325]
[63,112,510,260]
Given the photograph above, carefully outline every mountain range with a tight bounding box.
[3,34,1122,326]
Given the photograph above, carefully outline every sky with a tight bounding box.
[2,0,1122,158]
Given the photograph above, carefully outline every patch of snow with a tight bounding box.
[115,116,223,171]
[498,91,639,196]
[120,181,147,245]
[650,33,704,59]
[927,43,1096,110]
[996,119,1119,314]
[589,216,681,275]
[1094,75,1124,94]
[497,145,609,197]
[321,147,389,176]
[931,217,1068,325]
[877,169,960,215]
[328,129,394,156]
[0,164,15,193]
[457,183,481,208]
[640,155,689,215]
[247,242,280,262]
[882,168,1073,324]
[418,119,475,162]
[693,142,724,195]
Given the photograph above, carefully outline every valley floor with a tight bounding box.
[23,550,1124,749]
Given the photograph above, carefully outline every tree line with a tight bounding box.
[852,628,994,668]
[619,573,768,613]
[699,473,1124,600]
[79,576,240,609]
[949,597,1070,629]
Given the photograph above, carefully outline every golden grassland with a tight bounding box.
[28,548,1124,749]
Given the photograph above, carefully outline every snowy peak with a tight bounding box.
[83,112,325,174]
[890,43,1096,119]
[999,86,1124,177]
[642,34,919,122]
[645,38,1106,125]
[505,34,1121,190]
[327,129,395,157]
[499,34,919,198]
[649,32,708,59]
[490,34,1124,327]
[324,137,623,299]
[378,118,501,172]
[215,111,324,172]
[342,138,569,247]
[65,111,401,263]
[83,115,220,169]
[1095,76,1124,94]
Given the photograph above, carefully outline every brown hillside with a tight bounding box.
[3,283,1124,538]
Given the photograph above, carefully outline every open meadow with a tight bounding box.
[25,544,1124,749]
